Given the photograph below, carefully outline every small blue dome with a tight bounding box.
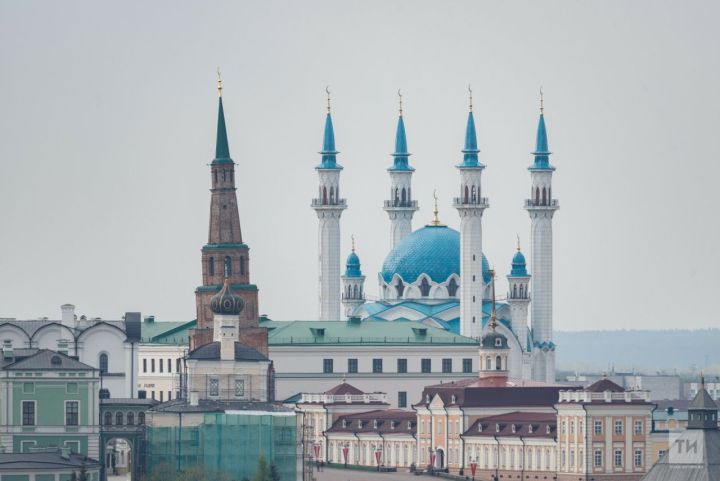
[345,251,362,277]
[381,225,490,284]
[510,250,528,277]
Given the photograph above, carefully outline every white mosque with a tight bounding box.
[311,90,559,383]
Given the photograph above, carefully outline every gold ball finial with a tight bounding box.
[217,68,223,97]
[468,84,473,112]
[398,88,403,117]
[325,85,331,114]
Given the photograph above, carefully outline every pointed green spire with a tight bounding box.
[460,111,482,167]
[389,115,413,171]
[213,97,233,164]
[530,89,554,170]
[317,112,342,169]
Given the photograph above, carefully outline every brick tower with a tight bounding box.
[191,75,264,353]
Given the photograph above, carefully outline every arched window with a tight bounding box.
[222,169,227,181]
[224,256,232,277]
[239,256,245,276]
[394,187,399,206]
[99,353,108,374]
[208,257,215,276]
[138,412,145,425]
[214,170,218,185]
[548,187,551,201]
[401,188,407,205]
[323,186,328,204]
[104,411,112,426]
[471,186,477,203]
[513,285,517,298]
[496,356,502,370]
[535,187,540,204]
[520,284,525,298]
[115,412,123,426]
[448,278,458,297]
[353,285,359,299]
[329,186,335,204]
[396,279,405,298]
[542,187,547,205]
[127,412,135,425]
[464,186,469,203]
[420,278,431,297]
[486,356,491,370]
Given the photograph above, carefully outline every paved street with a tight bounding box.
[316,467,431,481]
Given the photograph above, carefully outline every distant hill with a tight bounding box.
[555,329,720,374]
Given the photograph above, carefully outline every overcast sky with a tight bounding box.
[0,1,718,331]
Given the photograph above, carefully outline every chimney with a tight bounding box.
[60,304,76,328]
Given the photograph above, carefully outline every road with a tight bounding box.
[316,467,431,481]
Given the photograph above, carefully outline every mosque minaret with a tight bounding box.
[383,90,419,249]
[311,90,346,320]
[525,91,559,382]
[453,88,489,339]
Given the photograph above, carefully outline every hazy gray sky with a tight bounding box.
[1,1,718,331]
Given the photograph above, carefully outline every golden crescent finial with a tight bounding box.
[468,84,473,112]
[539,86,544,114]
[517,234,521,251]
[325,86,331,113]
[431,189,441,225]
[351,234,355,252]
[217,68,223,97]
[398,88,403,117]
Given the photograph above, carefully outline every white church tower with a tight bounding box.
[341,237,366,318]
[383,91,418,248]
[312,92,346,320]
[453,89,489,339]
[507,240,532,379]
[525,92,559,382]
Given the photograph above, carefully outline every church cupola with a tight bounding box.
[688,374,719,430]
[453,86,489,339]
[210,277,245,316]
[312,88,347,320]
[507,239,531,373]
[341,237,366,319]
[479,269,509,378]
[383,89,418,248]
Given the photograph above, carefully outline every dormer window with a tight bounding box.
[451,395,456,404]
[495,424,500,433]
[373,420,378,429]
[390,421,396,430]
[358,420,363,429]
[512,424,517,433]
[342,419,347,428]
[495,338,502,347]
[426,394,430,403]
[407,421,412,430]
[478,424,483,433]
[529,424,534,434]
[546,425,551,434]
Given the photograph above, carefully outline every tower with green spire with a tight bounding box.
[453,87,489,340]
[192,75,261,351]
[383,90,419,248]
[311,89,347,321]
[524,89,559,383]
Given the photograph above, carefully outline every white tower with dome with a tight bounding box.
[341,237,366,319]
[525,93,559,382]
[383,91,419,248]
[453,91,489,339]
[312,93,346,321]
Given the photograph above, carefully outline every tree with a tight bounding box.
[252,456,272,481]
[78,462,88,481]
[270,463,281,481]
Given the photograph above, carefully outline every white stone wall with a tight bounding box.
[341,275,365,319]
[459,213,484,338]
[314,169,345,321]
[386,171,416,248]
[137,343,187,402]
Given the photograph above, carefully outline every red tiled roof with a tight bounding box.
[586,378,624,393]
[325,382,365,395]
[326,409,417,435]
[464,411,556,438]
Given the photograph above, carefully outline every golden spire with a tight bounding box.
[539,86,544,114]
[351,234,355,252]
[489,268,498,332]
[326,86,331,113]
[517,234,521,251]
[430,189,442,226]
[398,88,403,117]
[468,84,473,112]
[217,68,223,97]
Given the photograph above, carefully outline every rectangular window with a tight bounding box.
[20,440,36,453]
[151,390,155,400]
[168,390,172,400]
[235,379,245,397]
[64,441,80,453]
[347,358,358,373]
[23,382,34,394]
[397,358,408,373]
[159,358,163,373]
[594,449,603,467]
[614,420,623,435]
[658,450,666,460]
[442,358,452,373]
[398,391,407,408]
[65,401,79,426]
[594,420,603,435]
[22,401,35,426]
[421,358,431,373]
[151,359,155,373]
[462,358,472,373]
[372,359,383,373]
[160,391,164,402]
[66,382,78,394]
[209,377,219,397]
[323,359,334,374]
[176,358,182,372]
[634,420,643,435]
[634,449,643,467]
[614,449,623,467]
[167,358,172,373]
[143,358,147,373]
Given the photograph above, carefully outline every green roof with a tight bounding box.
[140,319,196,345]
[261,319,478,346]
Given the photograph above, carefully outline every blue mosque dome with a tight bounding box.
[510,249,528,277]
[345,250,362,278]
[381,225,490,284]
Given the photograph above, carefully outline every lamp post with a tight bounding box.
[342,444,349,469]
[375,447,382,471]
[470,458,477,481]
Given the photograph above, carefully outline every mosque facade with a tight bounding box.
[316,91,559,383]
